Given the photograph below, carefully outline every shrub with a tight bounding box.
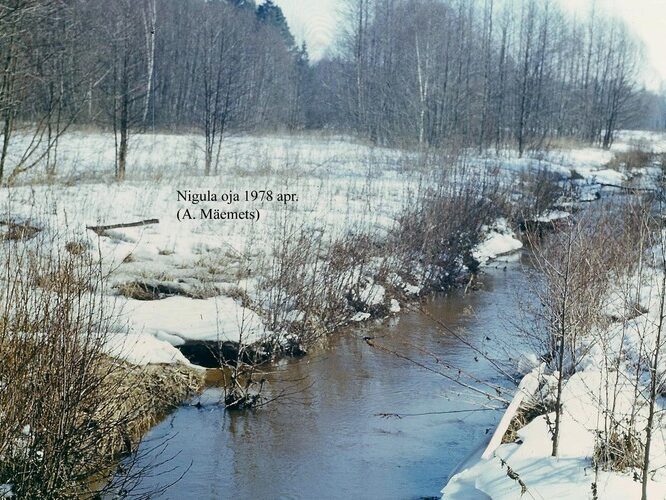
[0,237,202,497]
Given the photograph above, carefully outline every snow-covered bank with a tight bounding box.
[103,333,193,366]
[443,369,665,499]
[444,234,666,499]
[473,219,524,266]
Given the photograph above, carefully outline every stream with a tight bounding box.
[125,254,530,499]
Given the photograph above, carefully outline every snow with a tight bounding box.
[535,210,571,223]
[614,130,666,154]
[351,312,371,322]
[390,273,422,296]
[444,241,666,499]
[0,484,13,498]
[516,352,540,374]
[3,129,664,373]
[358,282,386,306]
[6,130,533,366]
[473,218,523,265]
[121,295,269,346]
[481,365,543,461]
[1,132,420,364]
[586,168,626,185]
[104,332,193,366]
[561,147,616,169]
[444,386,662,499]
[444,404,664,499]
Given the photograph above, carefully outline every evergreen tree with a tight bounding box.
[256,0,295,49]
[229,0,255,10]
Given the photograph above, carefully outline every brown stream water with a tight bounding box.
[125,255,530,499]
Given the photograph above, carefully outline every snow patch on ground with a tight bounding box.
[121,296,269,346]
[586,168,627,185]
[444,256,666,499]
[351,312,371,322]
[614,130,666,154]
[358,282,386,307]
[473,219,523,265]
[535,210,571,223]
[104,333,192,366]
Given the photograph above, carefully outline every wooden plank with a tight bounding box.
[481,364,543,460]
[86,219,159,234]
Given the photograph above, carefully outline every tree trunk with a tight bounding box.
[641,246,666,499]
[552,230,573,457]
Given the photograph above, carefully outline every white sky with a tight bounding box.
[273,0,343,60]
[560,0,666,90]
[274,0,666,90]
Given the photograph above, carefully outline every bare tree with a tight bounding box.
[527,210,616,456]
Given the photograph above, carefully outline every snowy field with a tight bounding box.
[3,132,422,364]
[0,131,512,365]
[1,130,664,367]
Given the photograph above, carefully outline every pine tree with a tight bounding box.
[256,0,295,49]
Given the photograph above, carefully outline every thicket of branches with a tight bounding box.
[0,234,203,497]
[512,200,666,498]
[0,0,310,181]
[318,0,644,151]
[1,0,659,184]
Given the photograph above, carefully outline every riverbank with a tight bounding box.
[95,359,204,454]
[2,130,656,367]
[121,256,531,498]
[444,185,666,497]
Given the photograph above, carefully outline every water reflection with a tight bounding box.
[127,255,529,499]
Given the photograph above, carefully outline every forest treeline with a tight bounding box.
[0,0,309,180]
[326,0,655,152]
[0,0,665,181]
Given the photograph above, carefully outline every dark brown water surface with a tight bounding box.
[127,256,529,500]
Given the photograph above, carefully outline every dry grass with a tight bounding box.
[65,241,88,255]
[502,401,553,444]
[97,359,203,456]
[0,237,203,497]
[33,267,91,294]
[0,220,41,241]
[117,281,162,300]
[593,430,644,472]
[117,279,219,301]
[606,150,656,171]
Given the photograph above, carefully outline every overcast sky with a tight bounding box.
[274,0,666,90]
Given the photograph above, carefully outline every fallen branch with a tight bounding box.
[376,408,499,419]
[0,220,41,241]
[86,219,159,235]
[597,182,656,192]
